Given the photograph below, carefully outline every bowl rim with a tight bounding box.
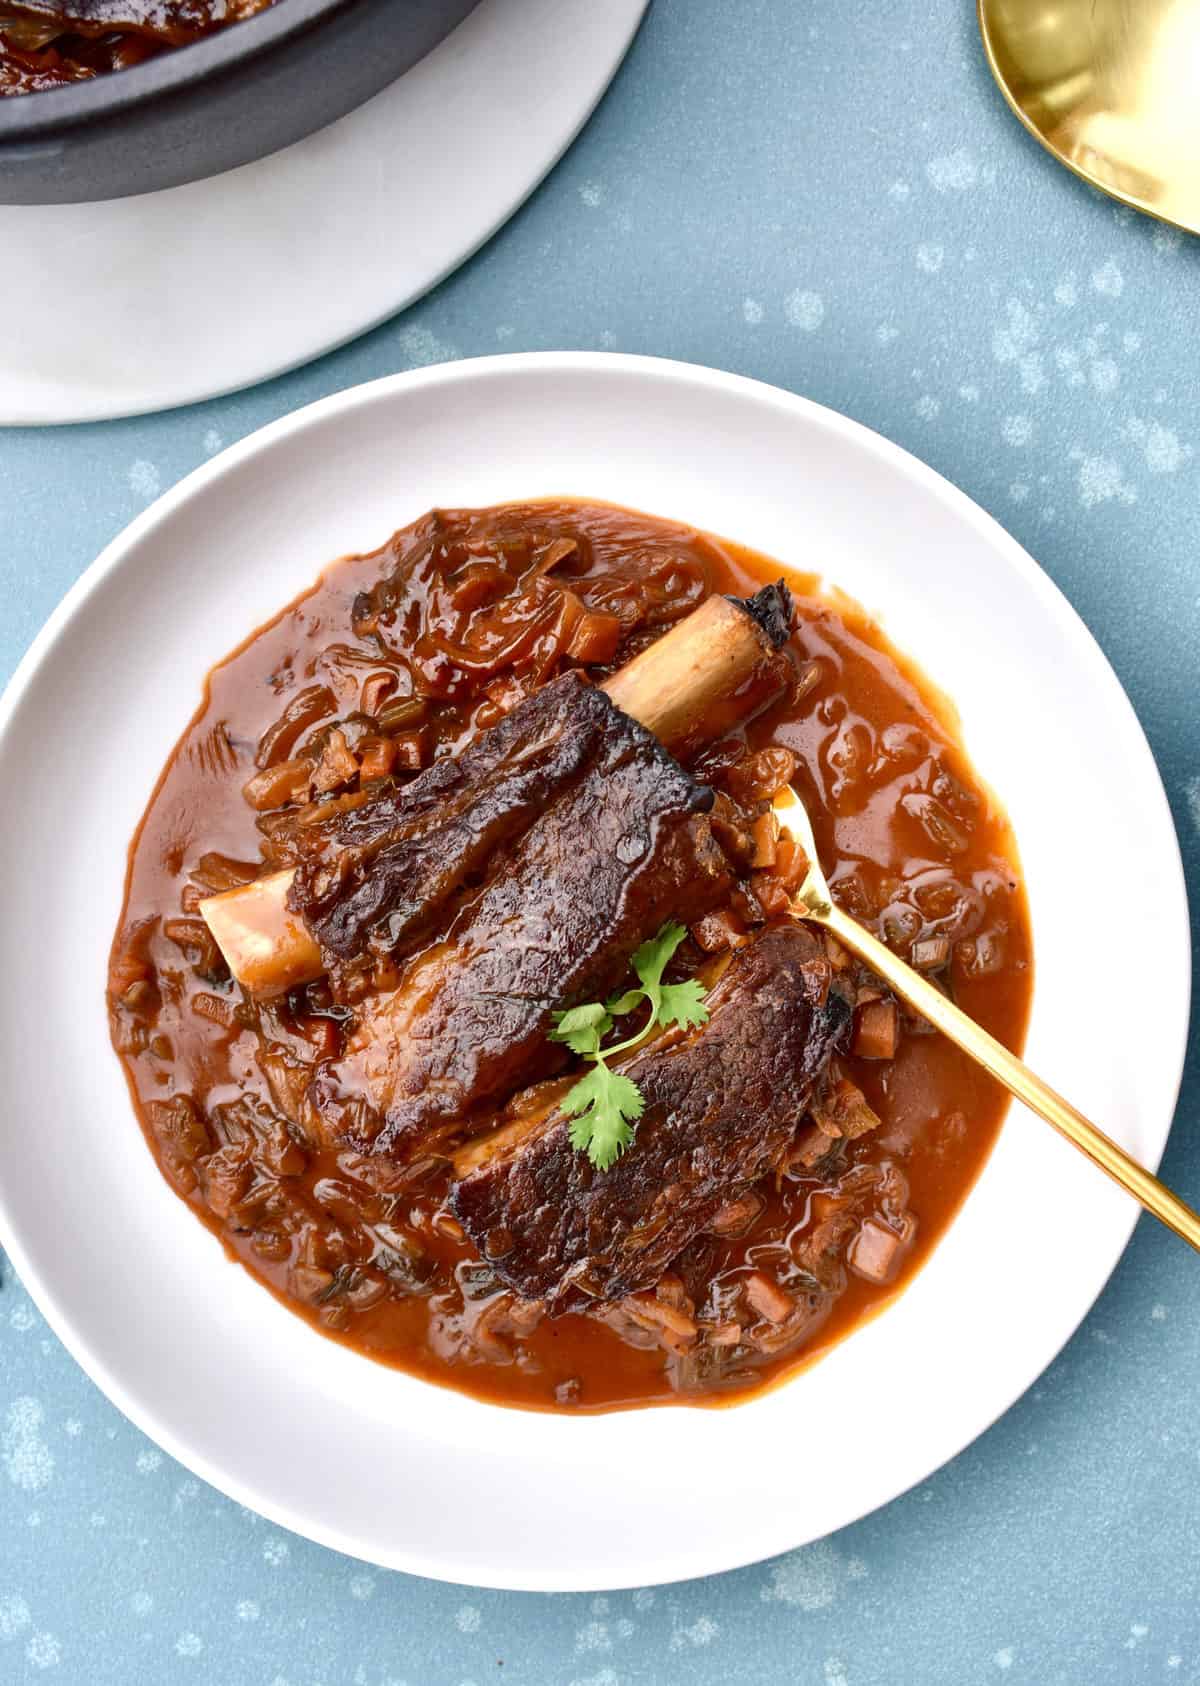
[0,0,357,138]
[0,352,1189,1588]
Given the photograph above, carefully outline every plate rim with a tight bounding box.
[0,351,1190,1589]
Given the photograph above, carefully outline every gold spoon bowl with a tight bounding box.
[774,784,1200,1252]
[978,0,1200,236]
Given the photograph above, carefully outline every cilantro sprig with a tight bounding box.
[549,923,710,1172]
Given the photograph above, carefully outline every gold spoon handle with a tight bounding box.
[817,900,1200,1253]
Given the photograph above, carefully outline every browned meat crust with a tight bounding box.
[449,924,852,1309]
[308,673,731,1158]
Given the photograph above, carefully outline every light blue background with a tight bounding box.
[3,2,1199,1681]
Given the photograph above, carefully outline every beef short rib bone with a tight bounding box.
[310,672,733,1158]
[448,924,852,1311]
[200,583,793,994]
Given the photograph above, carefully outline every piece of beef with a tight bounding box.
[309,673,731,1158]
[289,671,676,971]
[449,924,853,1310]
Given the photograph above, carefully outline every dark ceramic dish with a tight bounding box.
[0,0,479,205]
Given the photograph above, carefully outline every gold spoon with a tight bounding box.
[774,785,1200,1251]
[978,0,1200,237]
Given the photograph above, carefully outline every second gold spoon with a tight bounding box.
[774,784,1200,1252]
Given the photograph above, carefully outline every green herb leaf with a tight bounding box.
[563,1065,644,1171]
[550,921,711,1172]
[657,977,710,1031]
[604,987,645,1017]
[549,1000,613,1056]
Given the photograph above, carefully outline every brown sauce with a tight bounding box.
[107,500,1033,1412]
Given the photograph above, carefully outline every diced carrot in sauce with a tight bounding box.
[358,735,397,781]
[772,836,810,892]
[750,874,793,919]
[852,998,900,1060]
[390,729,430,771]
[691,909,749,953]
[744,1271,793,1325]
[566,610,622,665]
[750,810,779,869]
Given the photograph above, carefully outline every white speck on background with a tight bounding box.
[784,289,825,331]
[566,1671,619,1686]
[349,1575,375,1602]
[26,1632,61,1670]
[495,324,514,340]
[9,1303,34,1333]
[616,1619,634,1639]
[456,1606,481,1634]
[0,1594,31,1640]
[172,1479,200,1511]
[1020,354,1045,395]
[915,395,940,420]
[63,1420,81,1438]
[1054,277,1077,306]
[959,383,979,402]
[396,324,460,368]
[632,1590,655,1611]
[1152,1302,1169,1320]
[1153,227,1183,255]
[3,1399,54,1493]
[262,1536,290,1566]
[1123,331,1142,353]
[235,1601,259,1623]
[1002,415,1033,446]
[1070,450,1137,506]
[1091,259,1124,298]
[598,330,618,349]
[915,243,943,274]
[127,459,160,502]
[669,1616,720,1652]
[993,297,1037,365]
[88,1513,105,1529]
[1144,423,1190,474]
[1090,358,1119,394]
[825,1659,850,1686]
[888,180,910,201]
[876,324,899,345]
[926,149,978,192]
[761,1541,867,1609]
[1167,1655,1183,1668]
[1010,482,1030,502]
[1092,1327,1114,1345]
[994,1647,1014,1670]
[135,1450,161,1475]
[591,1598,609,1617]
[575,1621,612,1654]
[202,428,222,455]
[1125,1624,1149,1650]
[579,180,604,207]
[743,297,764,325]
[175,1633,204,1658]
[131,1593,153,1617]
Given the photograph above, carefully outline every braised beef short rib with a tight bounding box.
[449,925,853,1309]
[304,672,732,1157]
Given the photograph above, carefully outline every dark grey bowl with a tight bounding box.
[0,0,479,204]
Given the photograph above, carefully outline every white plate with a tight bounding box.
[0,354,1188,1590]
[0,0,647,426]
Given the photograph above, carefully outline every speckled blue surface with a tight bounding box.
[2,1,1199,1680]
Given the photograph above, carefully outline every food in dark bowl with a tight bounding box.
[108,500,1032,1412]
[0,1,276,93]
[0,0,480,203]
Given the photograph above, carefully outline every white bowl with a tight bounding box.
[0,354,1188,1591]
